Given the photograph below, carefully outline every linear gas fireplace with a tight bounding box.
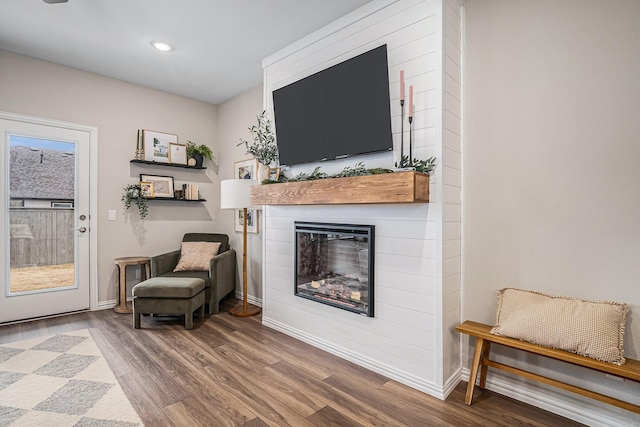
[294,222,374,317]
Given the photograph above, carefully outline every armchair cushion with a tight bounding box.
[173,241,222,272]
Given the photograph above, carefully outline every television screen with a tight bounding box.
[272,45,393,166]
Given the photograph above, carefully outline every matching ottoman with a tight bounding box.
[132,277,205,330]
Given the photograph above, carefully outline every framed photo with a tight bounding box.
[235,209,258,234]
[139,174,174,198]
[234,158,257,180]
[169,143,187,165]
[139,181,154,198]
[269,167,281,181]
[142,130,177,163]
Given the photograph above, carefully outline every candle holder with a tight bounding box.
[408,115,413,165]
[135,130,144,160]
[400,98,405,166]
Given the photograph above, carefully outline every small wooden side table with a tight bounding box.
[114,256,150,314]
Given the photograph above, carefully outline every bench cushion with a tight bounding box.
[133,277,205,299]
[491,288,629,365]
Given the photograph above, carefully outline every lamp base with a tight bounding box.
[230,305,261,317]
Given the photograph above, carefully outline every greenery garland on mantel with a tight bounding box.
[262,157,436,184]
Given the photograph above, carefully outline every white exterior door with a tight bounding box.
[0,114,94,323]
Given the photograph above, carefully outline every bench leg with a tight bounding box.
[479,341,491,389]
[464,338,490,405]
[134,312,141,329]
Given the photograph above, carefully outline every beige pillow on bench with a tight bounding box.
[491,288,629,365]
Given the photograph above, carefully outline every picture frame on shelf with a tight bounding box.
[169,143,187,165]
[139,181,154,198]
[142,130,177,163]
[140,174,174,198]
[235,209,258,234]
[269,167,281,181]
[234,158,257,180]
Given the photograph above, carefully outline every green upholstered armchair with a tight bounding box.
[150,233,236,315]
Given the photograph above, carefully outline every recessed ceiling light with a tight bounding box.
[151,41,172,52]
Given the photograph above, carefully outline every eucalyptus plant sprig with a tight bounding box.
[237,110,279,166]
[411,156,436,174]
[287,166,328,182]
[332,162,370,178]
[121,184,148,219]
[395,155,437,174]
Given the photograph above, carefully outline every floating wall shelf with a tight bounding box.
[130,159,206,170]
[147,198,206,203]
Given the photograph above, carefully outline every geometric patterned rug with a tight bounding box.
[0,329,143,426]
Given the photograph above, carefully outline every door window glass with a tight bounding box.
[8,135,76,294]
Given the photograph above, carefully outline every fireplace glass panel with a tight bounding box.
[294,222,374,317]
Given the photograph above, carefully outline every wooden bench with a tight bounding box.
[456,320,640,414]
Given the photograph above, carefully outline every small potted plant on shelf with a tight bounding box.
[186,141,213,168]
[237,110,278,181]
[121,184,148,219]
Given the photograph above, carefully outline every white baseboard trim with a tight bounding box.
[97,299,117,310]
[443,368,463,398]
[263,316,454,400]
[460,368,636,427]
[234,291,263,307]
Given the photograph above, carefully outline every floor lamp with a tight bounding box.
[220,179,261,317]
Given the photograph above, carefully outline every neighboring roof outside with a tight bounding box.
[10,145,74,200]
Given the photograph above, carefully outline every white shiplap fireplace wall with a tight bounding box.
[260,0,462,399]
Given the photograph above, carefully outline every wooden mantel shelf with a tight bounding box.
[251,171,429,205]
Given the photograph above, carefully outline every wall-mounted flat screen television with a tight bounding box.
[272,44,393,166]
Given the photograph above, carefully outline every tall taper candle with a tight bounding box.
[135,129,140,159]
[400,70,405,100]
[409,85,414,117]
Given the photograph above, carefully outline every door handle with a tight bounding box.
[73,227,87,233]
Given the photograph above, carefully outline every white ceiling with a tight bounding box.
[0,0,373,104]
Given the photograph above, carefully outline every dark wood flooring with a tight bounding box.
[0,298,584,426]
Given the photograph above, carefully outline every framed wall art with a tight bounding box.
[234,158,257,180]
[142,130,177,163]
[169,143,187,165]
[235,208,258,234]
[139,174,174,198]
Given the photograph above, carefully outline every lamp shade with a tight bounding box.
[220,179,258,209]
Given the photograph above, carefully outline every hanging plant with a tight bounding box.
[121,184,148,219]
